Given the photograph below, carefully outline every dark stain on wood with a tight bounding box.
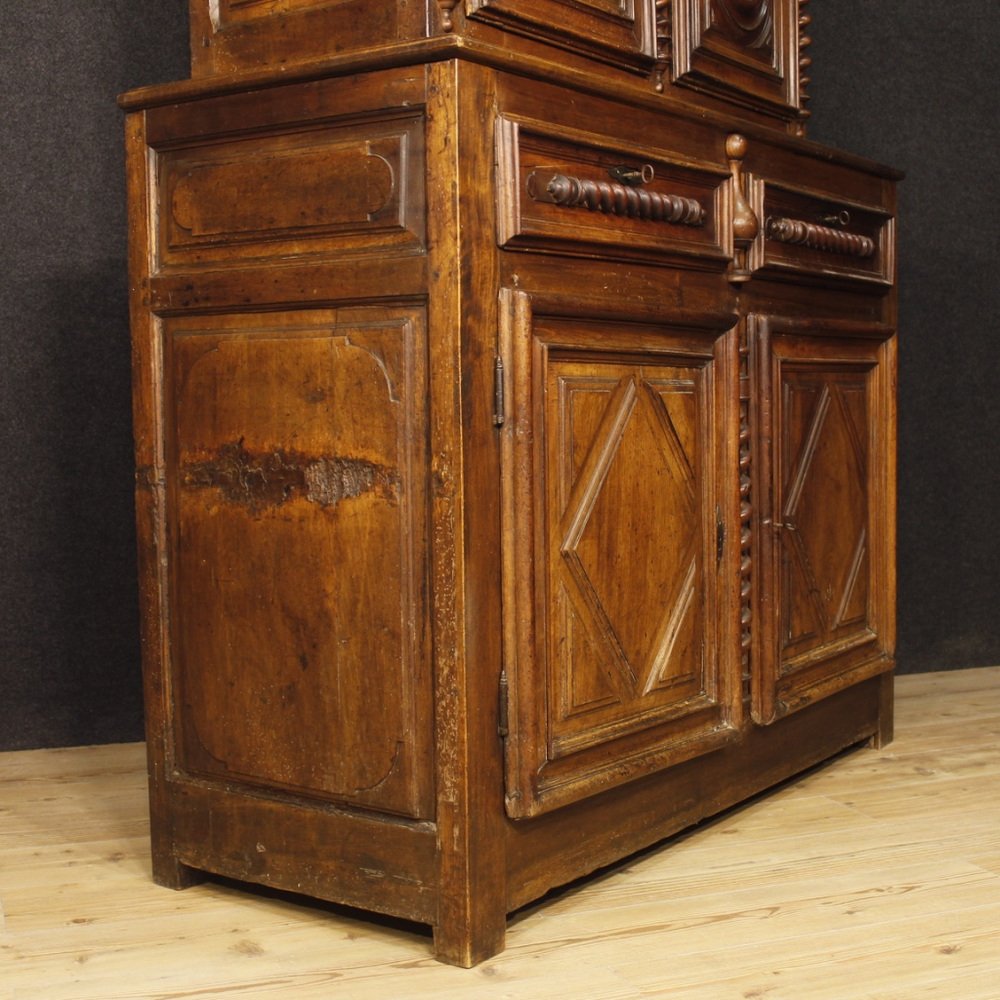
[181,440,400,513]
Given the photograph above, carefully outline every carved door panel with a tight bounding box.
[500,291,742,818]
[752,316,895,723]
[467,0,656,66]
[670,0,804,121]
[163,305,434,820]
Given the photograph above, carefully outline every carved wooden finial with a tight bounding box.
[436,0,459,33]
[726,134,759,283]
[725,133,748,164]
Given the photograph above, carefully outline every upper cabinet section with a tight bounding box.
[186,0,428,77]
[668,1,808,126]
[185,0,810,132]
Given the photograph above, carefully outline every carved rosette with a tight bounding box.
[725,134,760,283]
[654,0,672,93]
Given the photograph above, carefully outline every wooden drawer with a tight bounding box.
[155,112,425,270]
[496,115,729,269]
[750,179,894,287]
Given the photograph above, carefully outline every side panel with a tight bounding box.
[164,306,434,819]
[752,316,895,722]
[501,291,742,817]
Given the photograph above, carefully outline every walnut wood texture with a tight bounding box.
[123,1,897,966]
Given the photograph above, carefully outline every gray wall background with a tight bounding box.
[1,2,997,751]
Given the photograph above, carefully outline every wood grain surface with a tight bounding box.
[2,667,997,998]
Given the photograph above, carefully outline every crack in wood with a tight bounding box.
[181,440,400,513]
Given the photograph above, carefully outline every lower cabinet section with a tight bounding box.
[125,54,896,968]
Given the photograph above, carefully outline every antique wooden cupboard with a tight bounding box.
[121,0,898,966]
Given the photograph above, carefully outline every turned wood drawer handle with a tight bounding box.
[527,170,706,227]
[766,215,875,258]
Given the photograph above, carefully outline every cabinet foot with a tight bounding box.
[432,919,506,968]
[869,671,895,749]
[152,853,204,891]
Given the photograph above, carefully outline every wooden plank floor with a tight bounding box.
[2,667,999,999]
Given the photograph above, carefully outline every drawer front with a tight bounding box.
[497,116,729,269]
[469,0,656,66]
[156,113,425,270]
[751,180,894,287]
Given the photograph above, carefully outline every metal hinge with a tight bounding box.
[493,355,505,427]
[498,669,510,739]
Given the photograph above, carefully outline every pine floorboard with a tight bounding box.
[2,667,998,999]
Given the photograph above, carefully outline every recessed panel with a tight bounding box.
[157,115,425,269]
[165,307,432,819]
[188,0,419,77]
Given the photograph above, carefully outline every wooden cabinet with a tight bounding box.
[123,0,897,967]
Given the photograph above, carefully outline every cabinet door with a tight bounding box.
[500,291,742,818]
[468,0,656,66]
[752,316,895,723]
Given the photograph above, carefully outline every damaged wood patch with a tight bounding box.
[181,440,401,512]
